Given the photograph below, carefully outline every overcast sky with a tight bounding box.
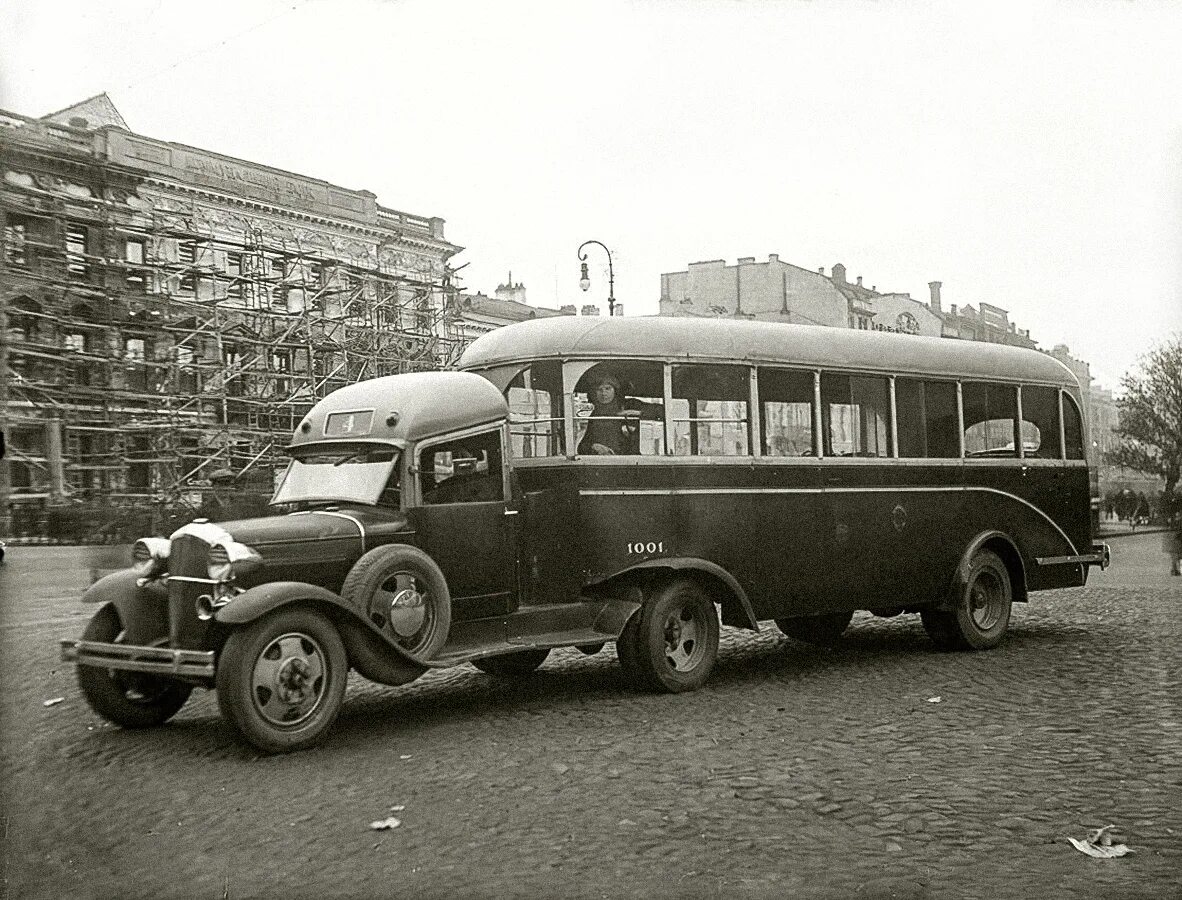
[2,0,1179,389]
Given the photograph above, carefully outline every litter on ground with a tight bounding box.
[1068,825,1133,858]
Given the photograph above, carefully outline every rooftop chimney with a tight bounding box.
[581,304,600,317]
[856,275,863,287]
[737,256,755,265]
[832,263,847,283]
[769,253,779,263]
[818,266,825,275]
[928,281,943,313]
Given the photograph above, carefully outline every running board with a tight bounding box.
[432,598,639,667]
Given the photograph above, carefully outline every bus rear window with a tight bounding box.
[1020,385,1061,459]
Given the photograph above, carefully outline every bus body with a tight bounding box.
[60,317,1108,753]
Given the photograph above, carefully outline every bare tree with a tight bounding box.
[1106,335,1182,504]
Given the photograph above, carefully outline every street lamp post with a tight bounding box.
[577,239,616,316]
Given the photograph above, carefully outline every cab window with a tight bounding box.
[574,361,665,456]
[419,429,504,504]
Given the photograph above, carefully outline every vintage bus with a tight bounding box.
[61,317,1108,752]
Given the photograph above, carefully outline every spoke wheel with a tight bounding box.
[923,548,1012,651]
[341,545,450,662]
[76,603,192,728]
[472,648,551,677]
[625,579,719,693]
[775,611,854,645]
[217,607,347,753]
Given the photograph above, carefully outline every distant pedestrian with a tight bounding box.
[1166,514,1182,577]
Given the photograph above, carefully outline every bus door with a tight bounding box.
[409,428,518,621]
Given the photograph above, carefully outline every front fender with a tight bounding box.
[214,581,435,679]
[81,570,169,645]
[589,557,759,631]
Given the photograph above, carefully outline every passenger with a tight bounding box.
[577,372,642,456]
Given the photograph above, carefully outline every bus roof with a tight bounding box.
[457,316,1079,387]
[289,371,507,450]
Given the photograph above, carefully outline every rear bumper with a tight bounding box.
[1034,543,1110,570]
[60,639,215,678]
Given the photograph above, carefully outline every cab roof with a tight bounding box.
[289,371,507,450]
[457,316,1078,387]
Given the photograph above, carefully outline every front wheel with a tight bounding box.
[775,611,854,645]
[216,607,348,754]
[472,648,550,677]
[922,548,1012,650]
[622,579,719,693]
[77,604,192,728]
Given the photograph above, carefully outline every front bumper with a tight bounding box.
[60,639,215,678]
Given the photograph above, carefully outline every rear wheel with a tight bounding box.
[472,648,551,677]
[775,611,854,645]
[625,579,719,693]
[922,548,1012,650]
[216,607,348,753]
[77,604,192,728]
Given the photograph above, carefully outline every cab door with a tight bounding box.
[408,426,519,621]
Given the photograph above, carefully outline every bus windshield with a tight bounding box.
[271,447,400,507]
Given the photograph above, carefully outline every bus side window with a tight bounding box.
[963,382,1019,457]
[759,368,814,456]
[896,378,958,458]
[671,365,750,457]
[1063,393,1085,460]
[506,361,564,458]
[1021,385,1061,459]
[821,373,890,457]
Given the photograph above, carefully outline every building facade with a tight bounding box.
[1,94,466,540]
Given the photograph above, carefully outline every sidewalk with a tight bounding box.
[1098,522,1170,539]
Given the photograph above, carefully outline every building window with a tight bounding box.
[64,332,87,353]
[66,223,89,277]
[5,216,29,266]
[177,240,196,293]
[271,349,291,397]
[125,338,146,361]
[125,237,147,289]
[225,252,243,299]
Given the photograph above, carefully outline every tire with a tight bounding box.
[76,604,192,728]
[775,611,854,645]
[627,579,720,693]
[922,548,1012,651]
[340,544,451,663]
[216,607,348,754]
[472,648,551,677]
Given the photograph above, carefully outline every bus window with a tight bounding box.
[821,373,889,458]
[1063,393,1085,460]
[671,365,750,456]
[574,361,664,456]
[506,361,564,458]
[963,382,1019,457]
[895,379,958,459]
[759,368,814,456]
[1020,385,1061,459]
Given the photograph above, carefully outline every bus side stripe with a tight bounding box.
[577,486,1078,555]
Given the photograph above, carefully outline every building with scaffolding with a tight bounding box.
[1,94,468,542]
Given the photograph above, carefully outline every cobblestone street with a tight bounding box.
[2,533,1179,900]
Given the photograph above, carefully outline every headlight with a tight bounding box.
[131,538,170,577]
[207,540,262,582]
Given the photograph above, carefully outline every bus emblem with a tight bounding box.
[892,504,908,532]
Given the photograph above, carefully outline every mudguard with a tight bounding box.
[589,557,759,631]
[80,570,170,645]
[214,581,438,675]
[937,530,1028,611]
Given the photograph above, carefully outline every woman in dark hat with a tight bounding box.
[578,372,640,455]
